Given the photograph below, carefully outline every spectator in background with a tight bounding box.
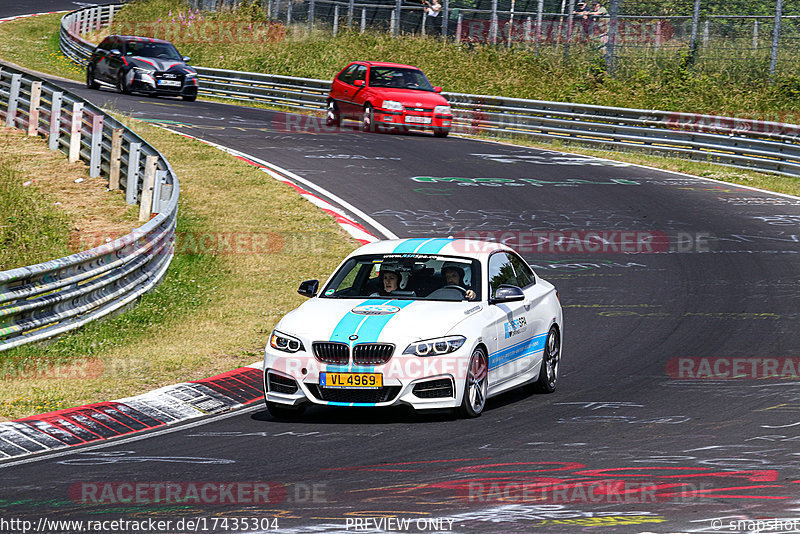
[589,1,608,20]
[574,1,590,39]
[424,0,442,18]
[423,0,442,35]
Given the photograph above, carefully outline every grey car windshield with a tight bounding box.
[321,254,481,301]
[125,41,182,60]
[368,68,434,91]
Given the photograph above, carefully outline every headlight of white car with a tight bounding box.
[382,100,404,111]
[269,330,305,353]
[434,105,452,115]
[403,335,465,357]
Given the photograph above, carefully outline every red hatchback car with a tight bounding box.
[326,61,454,137]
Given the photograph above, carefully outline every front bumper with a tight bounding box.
[374,108,452,132]
[128,70,198,97]
[263,349,469,410]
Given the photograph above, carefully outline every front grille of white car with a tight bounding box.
[307,384,401,404]
[312,342,349,365]
[312,342,394,365]
[352,343,394,365]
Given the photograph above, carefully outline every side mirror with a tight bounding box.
[353,79,365,87]
[110,49,122,57]
[297,279,319,298]
[433,86,442,93]
[490,284,525,304]
[182,56,191,63]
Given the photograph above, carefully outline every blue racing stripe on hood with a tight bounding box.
[352,300,414,343]
[329,298,386,344]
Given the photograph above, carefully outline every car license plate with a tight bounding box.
[320,372,383,389]
[158,80,181,86]
[405,115,431,124]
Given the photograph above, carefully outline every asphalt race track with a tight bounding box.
[1,4,800,533]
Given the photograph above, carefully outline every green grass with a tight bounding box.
[0,13,85,80]
[0,147,72,271]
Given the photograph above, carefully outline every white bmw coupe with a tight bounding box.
[263,238,563,418]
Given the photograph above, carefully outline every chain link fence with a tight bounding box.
[186,0,800,79]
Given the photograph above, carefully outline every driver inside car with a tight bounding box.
[371,264,412,296]
[442,264,476,300]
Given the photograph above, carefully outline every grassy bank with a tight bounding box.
[0,119,357,420]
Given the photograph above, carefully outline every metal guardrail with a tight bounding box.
[0,60,179,352]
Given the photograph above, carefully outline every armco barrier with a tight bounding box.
[59,4,800,178]
[0,61,179,352]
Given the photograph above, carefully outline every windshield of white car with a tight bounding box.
[368,67,435,91]
[320,254,481,301]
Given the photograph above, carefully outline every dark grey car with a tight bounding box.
[86,35,198,101]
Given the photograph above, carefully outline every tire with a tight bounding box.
[533,326,561,393]
[362,104,375,132]
[116,69,130,95]
[266,401,305,420]
[325,100,341,128]
[458,347,488,418]
[433,128,449,138]
[86,64,99,90]
[182,94,197,102]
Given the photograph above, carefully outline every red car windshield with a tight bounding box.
[368,67,434,92]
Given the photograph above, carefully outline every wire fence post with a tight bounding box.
[655,19,662,49]
[490,0,498,45]
[535,0,543,54]
[525,16,531,49]
[689,0,701,65]
[769,0,783,81]
[287,0,292,24]
[361,7,366,33]
[442,0,449,38]
[605,0,618,74]
[507,0,515,47]
[308,0,315,29]
[333,4,339,36]
[456,12,462,41]
[563,0,574,63]
[702,19,709,49]
[394,0,401,35]
[347,0,354,29]
[753,19,758,50]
